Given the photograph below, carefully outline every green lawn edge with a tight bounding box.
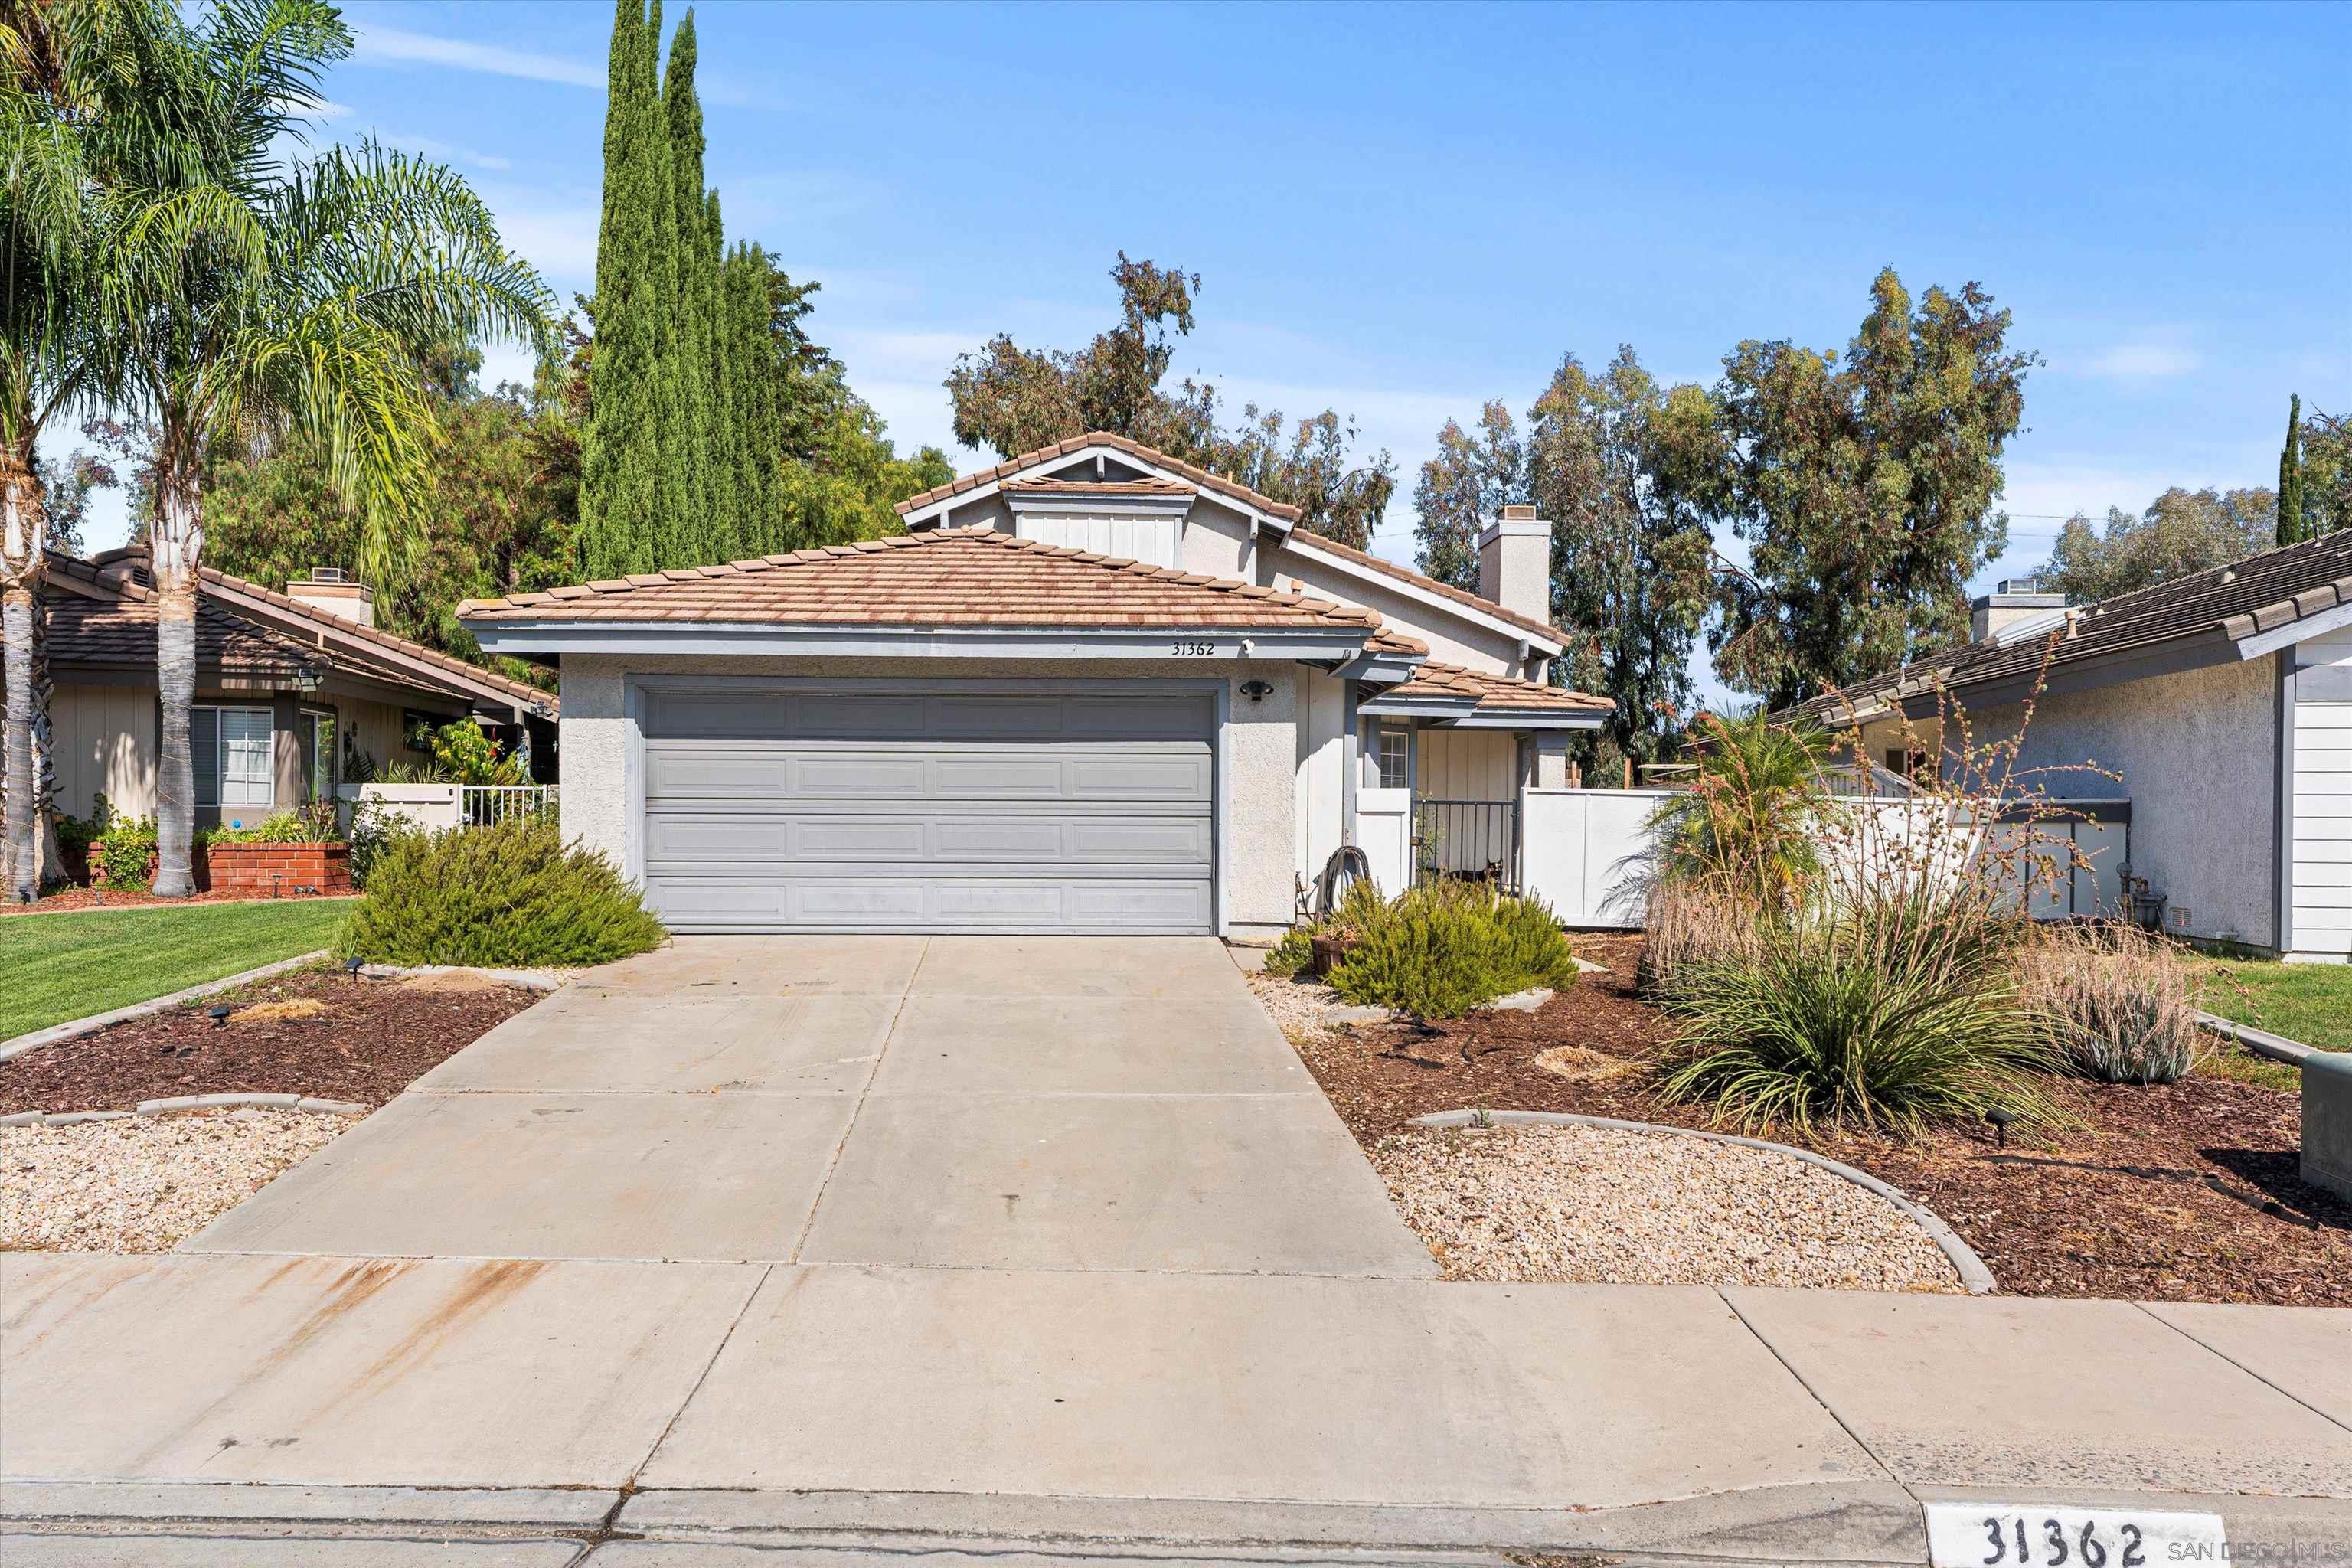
[0,898,359,1040]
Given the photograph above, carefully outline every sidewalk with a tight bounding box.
[5,1251,2348,1564]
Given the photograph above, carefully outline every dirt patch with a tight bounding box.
[0,966,538,1116]
[1292,933,2350,1305]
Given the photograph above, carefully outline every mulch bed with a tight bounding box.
[1292,933,2351,1306]
[0,965,539,1116]
[1,887,348,916]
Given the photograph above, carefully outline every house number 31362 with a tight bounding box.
[1169,641,1215,656]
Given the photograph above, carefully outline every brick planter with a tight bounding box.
[204,841,353,897]
[88,839,352,897]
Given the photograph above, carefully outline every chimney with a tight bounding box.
[286,567,375,628]
[1968,577,2064,643]
[1478,505,1550,628]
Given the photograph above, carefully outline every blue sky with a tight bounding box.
[86,0,2351,689]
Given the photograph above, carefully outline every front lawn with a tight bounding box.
[2194,958,2352,1055]
[0,900,358,1040]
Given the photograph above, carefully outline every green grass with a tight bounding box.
[0,900,357,1040]
[2191,956,2352,1090]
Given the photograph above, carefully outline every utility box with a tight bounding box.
[2306,1050,2352,1204]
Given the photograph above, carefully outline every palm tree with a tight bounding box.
[90,0,551,896]
[0,0,114,901]
[1645,709,1831,910]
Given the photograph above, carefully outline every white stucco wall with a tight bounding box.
[1858,655,2278,948]
[1265,538,1529,676]
[555,654,1307,936]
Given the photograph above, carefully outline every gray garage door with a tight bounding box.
[641,686,1216,933]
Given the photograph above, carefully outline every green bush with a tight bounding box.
[209,810,335,845]
[1324,882,1579,1018]
[335,816,665,967]
[1262,879,1388,978]
[90,812,158,889]
[1658,892,2056,1139]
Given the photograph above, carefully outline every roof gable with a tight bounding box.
[895,433,1304,528]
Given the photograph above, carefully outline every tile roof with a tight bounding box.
[459,527,1386,632]
[1365,628,1429,656]
[1000,476,1193,497]
[1382,660,1613,714]
[1781,528,2352,724]
[197,565,554,713]
[42,556,319,679]
[895,432,1305,522]
[40,550,554,715]
[1278,528,1568,646]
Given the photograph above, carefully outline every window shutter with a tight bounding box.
[192,707,219,809]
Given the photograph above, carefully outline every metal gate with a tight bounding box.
[1412,798,1521,891]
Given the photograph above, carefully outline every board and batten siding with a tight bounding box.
[2291,623,2352,958]
[50,682,157,820]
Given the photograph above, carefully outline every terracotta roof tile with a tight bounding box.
[458,527,1384,632]
[1383,661,1612,714]
[895,431,1305,522]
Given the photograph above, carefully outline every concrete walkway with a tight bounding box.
[5,938,2350,1565]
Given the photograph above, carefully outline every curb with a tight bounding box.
[0,951,333,1063]
[1,1095,369,1129]
[356,962,566,992]
[1407,1106,1998,1295]
[2196,1011,2320,1068]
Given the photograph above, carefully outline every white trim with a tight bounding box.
[1436,710,1608,731]
[2237,599,2352,661]
[1272,535,1565,656]
[901,443,1300,536]
[471,622,1371,662]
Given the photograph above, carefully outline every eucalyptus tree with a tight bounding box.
[94,0,550,897]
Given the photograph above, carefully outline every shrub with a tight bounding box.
[1325,881,1579,1018]
[1658,890,2057,1140]
[89,812,158,889]
[1645,710,1831,908]
[2020,922,2202,1084]
[209,811,336,845]
[335,816,665,968]
[430,718,527,786]
[1638,877,1766,999]
[1261,878,1390,979]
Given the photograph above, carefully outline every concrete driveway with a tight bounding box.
[187,936,1436,1277]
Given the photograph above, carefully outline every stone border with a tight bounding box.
[1407,1106,1998,1295]
[0,1094,368,1129]
[0,950,332,1063]
[357,962,566,991]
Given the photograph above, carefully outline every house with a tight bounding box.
[26,547,557,842]
[1780,531,2352,962]
[459,432,1610,937]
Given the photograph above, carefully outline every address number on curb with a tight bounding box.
[1926,1504,2227,1568]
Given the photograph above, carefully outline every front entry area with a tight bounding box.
[636,682,1217,934]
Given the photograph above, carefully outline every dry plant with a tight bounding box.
[2019,922,2203,1084]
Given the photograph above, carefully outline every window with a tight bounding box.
[403,709,439,753]
[1376,729,1410,790]
[305,711,337,802]
[219,708,275,808]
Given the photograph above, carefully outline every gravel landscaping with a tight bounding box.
[1,1111,347,1253]
[1246,968,1361,1041]
[1279,932,2351,1305]
[1371,1122,1963,1291]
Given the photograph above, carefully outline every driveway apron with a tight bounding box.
[185,936,1433,1277]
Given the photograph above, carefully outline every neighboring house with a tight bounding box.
[24,547,557,838]
[1781,531,2352,962]
[459,432,1609,937]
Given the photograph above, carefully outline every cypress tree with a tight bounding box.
[2279,393,2306,548]
[579,0,664,579]
[636,0,691,568]
[726,242,786,553]
[704,188,740,555]
[661,9,720,563]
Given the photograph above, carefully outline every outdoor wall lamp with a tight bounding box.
[1240,680,1273,703]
